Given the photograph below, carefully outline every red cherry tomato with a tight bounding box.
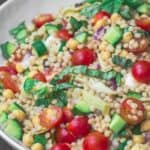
[83,131,109,150]
[128,37,149,54]
[93,11,110,24]
[72,47,96,66]
[62,107,74,123]
[136,17,150,31]
[132,60,150,84]
[33,72,47,82]
[120,98,145,125]
[56,29,72,41]
[0,66,17,75]
[0,73,19,93]
[57,75,71,84]
[33,14,54,28]
[51,143,70,150]
[39,106,63,129]
[55,127,76,143]
[67,116,91,138]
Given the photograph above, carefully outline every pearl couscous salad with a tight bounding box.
[0,0,150,150]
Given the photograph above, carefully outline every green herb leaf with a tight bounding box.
[127,91,142,99]
[34,135,47,147]
[33,86,49,98]
[70,17,82,32]
[125,0,143,8]
[86,0,101,3]
[132,125,141,135]
[35,98,51,107]
[112,55,133,69]
[58,41,66,52]
[120,8,132,20]
[102,70,117,80]
[115,73,123,86]
[118,140,128,150]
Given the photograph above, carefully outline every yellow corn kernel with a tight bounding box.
[133,135,145,144]
[0,103,9,113]
[16,63,24,73]
[94,18,108,30]
[122,32,133,43]
[3,89,14,99]
[67,39,78,50]
[12,110,26,122]
[111,13,122,23]
[99,41,108,51]
[31,143,44,150]
[23,134,34,147]
[101,51,111,60]
[141,120,150,132]
[120,50,128,57]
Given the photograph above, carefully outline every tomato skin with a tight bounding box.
[55,127,76,143]
[62,107,74,123]
[39,107,63,129]
[83,131,109,150]
[33,72,47,82]
[0,66,17,75]
[72,48,96,66]
[132,60,150,84]
[51,143,70,150]
[67,116,91,138]
[56,29,73,41]
[136,17,150,31]
[33,14,54,28]
[93,11,110,24]
[120,98,145,125]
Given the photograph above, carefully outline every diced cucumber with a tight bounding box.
[0,41,16,59]
[32,40,47,57]
[9,102,25,112]
[137,3,150,15]
[104,26,123,45]
[73,101,91,115]
[75,32,88,43]
[109,114,126,134]
[15,29,27,43]
[45,24,60,35]
[0,112,8,125]
[34,134,47,147]
[4,119,23,140]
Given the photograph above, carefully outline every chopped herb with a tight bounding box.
[127,91,142,99]
[132,125,141,135]
[112,55,133,69]
[125,0,143,8]
[34,135,47,147]
[115,73,123,86]
[118,140,128,150]
[102,70,117,80]
[33,86,49,98]
[58,41,66,52]
[120,8,132,20]
[35,98,51,107]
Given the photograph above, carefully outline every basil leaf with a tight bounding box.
[86,0,101,3]
[120,8,132,20]
[127,91,142,99]
[112,55,133,69]
[33,86,49,98]
[115,73,123,86]
[35,98,50,107]
[125,0,143,8]
[70,17,83,32]
[132,125,141,135]
[80,2,101,18]
[34,135,47,147]
[58,41,66,52]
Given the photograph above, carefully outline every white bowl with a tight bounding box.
[0,0,81,149]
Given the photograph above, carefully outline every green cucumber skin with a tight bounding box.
[0,112,8,125]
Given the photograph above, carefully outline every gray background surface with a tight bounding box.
[0,0,13,149]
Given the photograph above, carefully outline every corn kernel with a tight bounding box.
[99,41,108,51]
[133,135,145,144]
[3,89,14,99]
[0,103,9,113]
[101,51,111,60]
[16,63,24,73]
[111,13,122,23]
[31,143,44,150]
[12,110,26,122]
[120,50,128,57]
[23,134,34,147]
[122,32,133,43]
[67,39,78,50]
[94,18,108,30]
[141,120,150,132]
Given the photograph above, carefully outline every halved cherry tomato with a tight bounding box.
[14,52,24,62]
[132,60,150,84]
[0,66,17,75]
[57,75,70,84]
[83,131,109,150]
[62,107,74,123]
[120,98,145,125]
[39,106,63,129]
[128,37,149,54]
[33,72,47,82]
[51,143,70,150]
[55,127,76,143]
[56,29,73,41]
[67,116,91,138]
[72,47,96,66]
[136,17,150,31]
[0,73,19,93]
[33,14,54,28]
[93,11,110,24]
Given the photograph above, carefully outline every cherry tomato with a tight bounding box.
[56,29,72,41]
[51,143,70,150]
[33,14,54,28]
[39,106,63,129]
[128,37,149,54]
[132,60,150,84]
[0,73,19,93]
[33,72,47,82]
[55,127,76,143]
[120,98,145,125]
[93,11,110,24]
[72,47,96,66]
[83,131,109,150]
[136,17,150,31]
[67,116,91,138]
[0,66,17,75]
[57,75,70,84]
[62,107,74,123]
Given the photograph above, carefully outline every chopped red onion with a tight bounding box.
[110,79,117,90]
[144,132,150,142]
[93,27,105,40]
[111,139,119,149]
